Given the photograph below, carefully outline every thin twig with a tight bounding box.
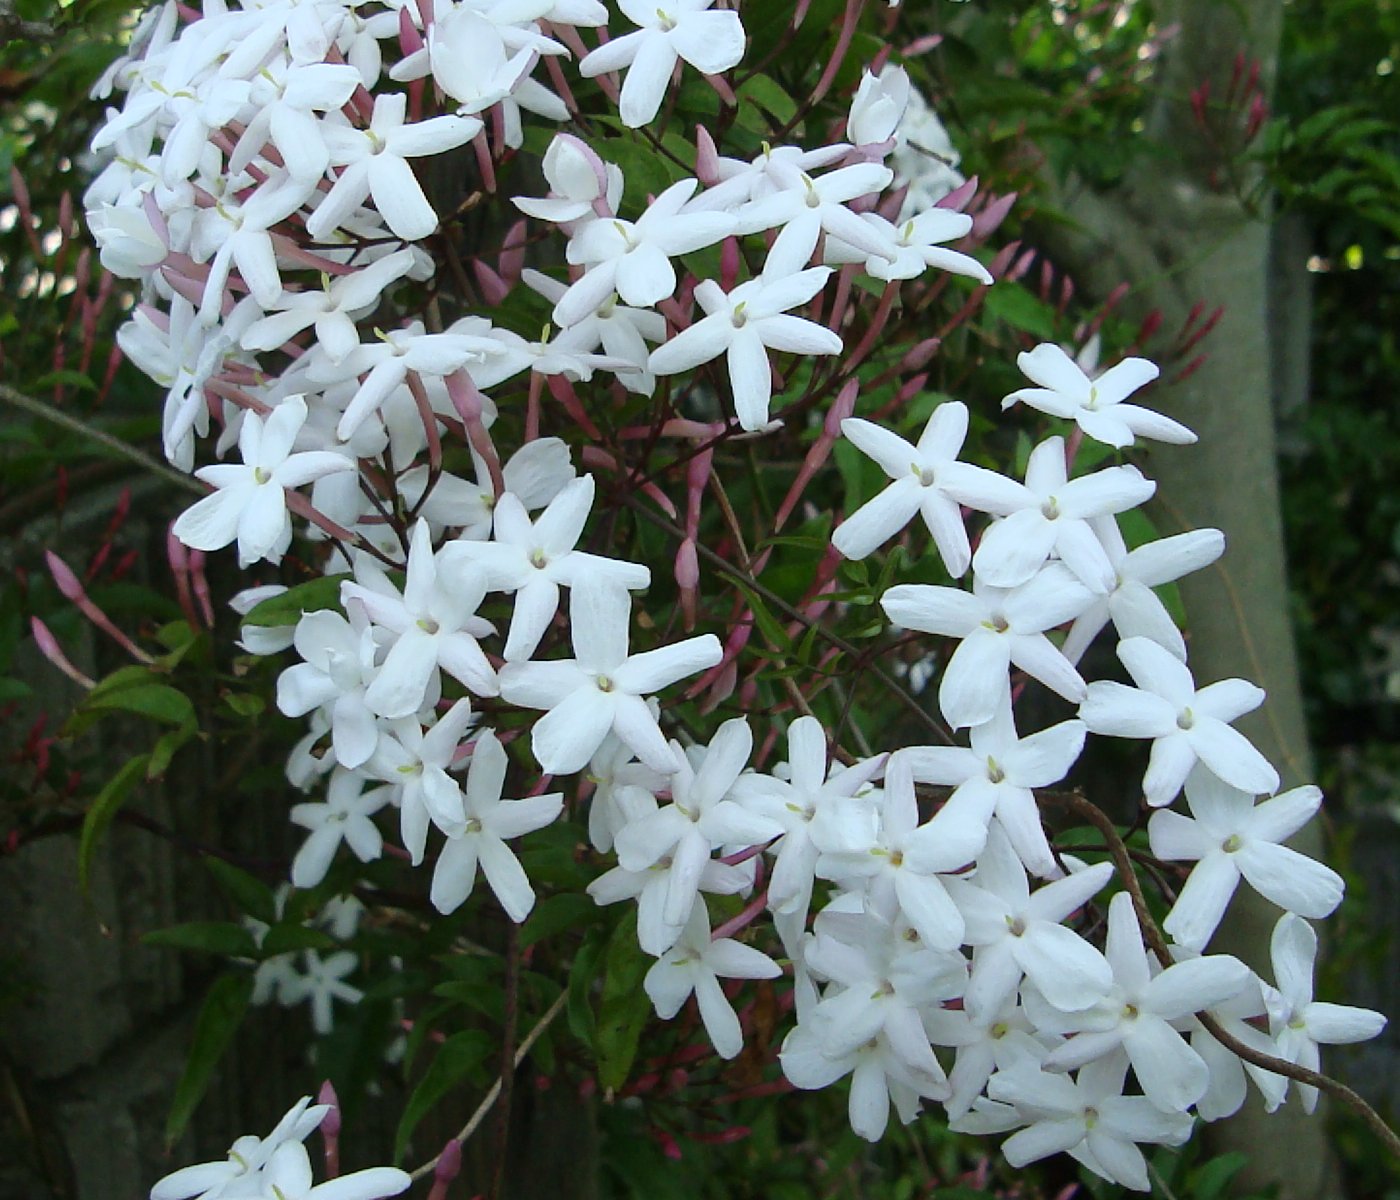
[1040,790,1400,1161]
[408,990,569,1182]
[0,382,202,495]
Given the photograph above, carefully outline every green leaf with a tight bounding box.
[165,974,253,1146]
[394,1030,495,1161]
[80,683,194,728]
[594,912,652,1093]
[730,580,792,653]
[30,369,96,393]
[983,284,1058,340]
[520,892,603,948]
[143,921,259,957]
[222,691,266,718]
[205,859,279,925]
[566,926,607,1046]
[735,74,797,132]
[78,754,149,890]
[242,574,348,626]
[1188,1152,1249,1200]
[147,716,197,780]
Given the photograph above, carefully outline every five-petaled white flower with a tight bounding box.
[579,0,746,128]
[1079,637,1279,807]
[172,395,352,567]
[430,729,564,919]
[648,265,842,430]
[1149,766,1344,950]
[1002,343,1196,448]
[499,580,722,775]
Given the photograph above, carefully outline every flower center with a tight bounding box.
[1221,833,1243,853]
[417,617,440,635]
[253,467,272,485]
[731,301,748,328]
[986,757,1005,784]
[596,674,615,693]
[913,462,937,487]
[1041,495,1061,520]
[1177,707,1195,730]
[655,6,676,30]
[529,547,549,569]
[1006,915,1026,937]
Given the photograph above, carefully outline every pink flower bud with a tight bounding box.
[899,337,942,373]
[971,192,1017,240]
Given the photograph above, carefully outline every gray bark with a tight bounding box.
[1035,2,1344,1196]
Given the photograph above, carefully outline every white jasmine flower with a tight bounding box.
[1079,637,1279,807]
[902,700,1086,877]
[987,1054,1192,1191]
[579,0,746,129]
[947,825,1114,1021]
[290,766,391,888]
[1002,343,1196,448]
[644,900,781,1059]
[647,266,843,430]
[1149,766,1344,950]
[171,395,352,567]
[499,580,722,775]
[343,521,499,719]
[1061,520,1225,664]
[881,566,1092,730]
[430,729,564,919]
[971,436,1157,593]
[1031,893,1250,1112]
[308,92,482,241]
[832,400,1028,571]
[1266,914,1387,1112]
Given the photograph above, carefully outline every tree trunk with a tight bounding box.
[1034,3,1342,1196]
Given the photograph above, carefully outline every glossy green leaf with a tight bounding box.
[394,1029,494,1161]
[164,974,254,1146]
[77,753,149,891]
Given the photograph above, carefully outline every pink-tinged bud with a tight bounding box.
[971,192,1017,240]
[1173,352,1208,383]
[30,617,95,689]
[1137,309,1164,343]
[446,369,484,423]
[899,337,942,373]
[499,220,527,284]
[876,182,908,222]
[435,1140,462,1184]
[698,658,737,713]
[825,378,859,437]
[897,373,928,404]
[720,236,741,291]
[901,33,944,56]
[652,1129,682,1162]
[1007,246,1037,284]
[675,539,700,591]
[676,540,699,629]
[46,551,82,602]
[985,238,1021,281]
[1228,51,1247,102]
[936,176,978,212]
[792,0,812,28]
[398,6,424,55]
[545,375,603,439]
[317,1081,341,1135]
[472,260,511,306]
